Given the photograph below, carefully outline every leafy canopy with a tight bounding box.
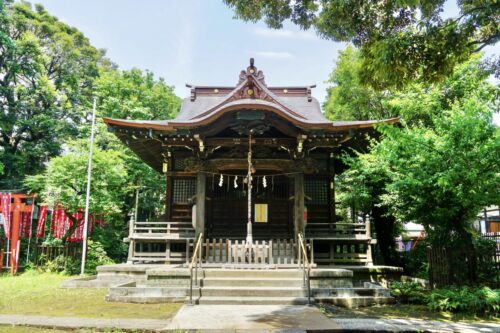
[324,48,496,126]
[0,1,103,188]
[377,97,500,244]
[224,0,499,88]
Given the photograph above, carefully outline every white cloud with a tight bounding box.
[255,51,294,59]
[253,27,315,39]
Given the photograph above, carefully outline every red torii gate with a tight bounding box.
[0,193,35,275]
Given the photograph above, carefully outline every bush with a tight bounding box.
[84,240,114,274]
[38,240,113,275]
[400,240,429,279]
[474,237,499,285]
[90,225,128,262]
[426,286,499,316]
[390,281,427,304]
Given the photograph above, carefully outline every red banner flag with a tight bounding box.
[20,212,31,238]
[0,193,11,239]
[36,206,48,238]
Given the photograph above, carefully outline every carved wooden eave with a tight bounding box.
[182,157,319,174]
[102,58,400,173]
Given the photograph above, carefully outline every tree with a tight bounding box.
[26,67,182,245]
[325,48,496,125]
[224,0,499,88]
[337,151,403,266]
[378,97,499,282]
[26,141,128,242]
[0,1,103,188]
[93,67,181,221]
[331,52,498,267]
[324,46,388,121]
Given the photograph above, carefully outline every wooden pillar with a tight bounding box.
[294,173,305,239]
[330,152,336,224]
[366,219,374,266]
[10,197,22,275]
[126,214,135,264]
[195,172,206,238]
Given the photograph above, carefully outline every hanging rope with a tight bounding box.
[200,170,300,177]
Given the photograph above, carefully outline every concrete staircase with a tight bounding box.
[105,267,394,308]
[196,269,308,305]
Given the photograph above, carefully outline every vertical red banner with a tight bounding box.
[36,206,48,238]
[0,193,11,239]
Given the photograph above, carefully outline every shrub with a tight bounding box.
[84,240,114,274]
[390,281,427,304]
[38,240,113,275]
[400,241,429,279]
[426,286,499,316]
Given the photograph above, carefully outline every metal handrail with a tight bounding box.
[297,233,311,304]
[189,233,203,305]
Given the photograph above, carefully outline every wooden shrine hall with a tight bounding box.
[103,59,398,267]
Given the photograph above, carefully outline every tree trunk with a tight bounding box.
[372,205,400,266]
[457,227,478,284]
[61,212,84,243]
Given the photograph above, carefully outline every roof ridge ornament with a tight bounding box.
[238,58,266,85]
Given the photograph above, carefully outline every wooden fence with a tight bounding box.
[34,244,82,266]
[427,233,500,288]
[190,238,312,266]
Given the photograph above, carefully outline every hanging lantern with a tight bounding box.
[218,174,224,187]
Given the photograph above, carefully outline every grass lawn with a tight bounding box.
[0,327,70,333]
[319,303,500,323]
[0,270,181,320]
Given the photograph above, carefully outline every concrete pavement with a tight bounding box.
[0,305,499,332]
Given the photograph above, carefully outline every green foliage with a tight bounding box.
[474,237,500,285]
[334,54,499,278]
[0,1,103,188]
[324,46,389,121]
[390,282,500,317]
[325,49,496,125]
[38,241,113,275]
[390,281,427,304]
[378,98,500,245]
[400,241,429,279]
[224,0,499,88]
[426,286,500,316]
[25,142,128,241]
[83,240,114,275]
[95,67,180,121]
[90,225,129,263]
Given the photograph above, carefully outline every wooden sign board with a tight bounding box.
[254,204,268,223]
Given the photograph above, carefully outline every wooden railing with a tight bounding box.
[130,221,195,238]
[197,238,312,265]
[189,233,203,305]
[306,222,370,237]
[298,233,311,304]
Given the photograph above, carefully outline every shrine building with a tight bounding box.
[103,59,398,267]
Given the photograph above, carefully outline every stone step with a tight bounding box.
[315,296,395,308]
[201,277,303,287]
[199,286,308,297]
[314,287,390,298]
[196,296,310,305]
[203,269,303,278]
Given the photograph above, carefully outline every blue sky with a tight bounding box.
[33,0,344,104]
[32,0,497,115]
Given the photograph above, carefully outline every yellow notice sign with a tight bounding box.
[254,204,268,223]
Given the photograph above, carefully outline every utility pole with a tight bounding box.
[81,97,97,275]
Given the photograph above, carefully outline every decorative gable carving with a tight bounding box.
[191,58,306,120]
